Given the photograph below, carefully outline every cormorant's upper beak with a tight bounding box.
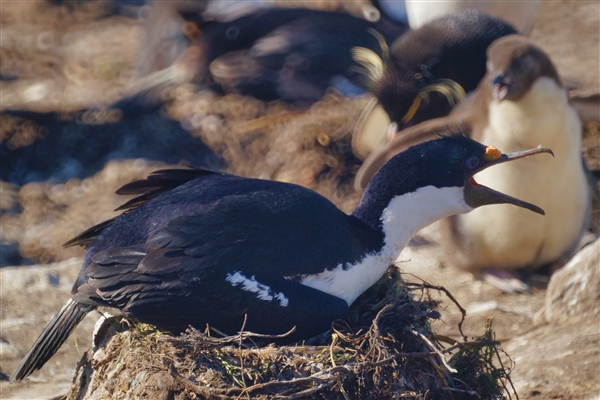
[464,146,554,214]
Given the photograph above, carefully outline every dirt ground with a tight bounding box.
[0,1,599,399]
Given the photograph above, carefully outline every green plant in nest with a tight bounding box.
[449,320,516,400]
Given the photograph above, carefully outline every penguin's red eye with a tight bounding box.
[466,156,480,169]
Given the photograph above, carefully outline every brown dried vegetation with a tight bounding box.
[69,269,515,400]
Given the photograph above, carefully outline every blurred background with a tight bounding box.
[0,0,598,398]
[1,0,597,266]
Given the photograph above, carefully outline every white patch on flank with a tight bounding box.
[296,186,471,306]
[226,271,289,307]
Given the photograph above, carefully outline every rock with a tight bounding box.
[535,237,600,325]
[518,236,600,399]
[503,314,600,399]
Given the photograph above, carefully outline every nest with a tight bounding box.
[67,268,517,400]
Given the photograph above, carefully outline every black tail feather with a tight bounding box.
[10,299,93,381]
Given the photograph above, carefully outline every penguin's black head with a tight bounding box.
[487,35,560,101]
[375,11,517,129]
[362,135,552,216]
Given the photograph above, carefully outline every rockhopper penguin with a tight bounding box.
[11,135,551,381]
[352,10,516,158]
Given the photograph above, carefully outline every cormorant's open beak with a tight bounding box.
[464,146,554,214]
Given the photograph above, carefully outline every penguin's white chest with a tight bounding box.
[455,77,590,269]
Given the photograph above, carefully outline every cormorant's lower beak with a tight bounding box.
[464,146,554,214]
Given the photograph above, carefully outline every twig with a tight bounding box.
[231,368,347,396]
[273,382,333,399]
[369,303,393,362]
[434,334,458,346]
[437,386,478,396]
[329,333,339,367]
[373,303,394,327]
[405,281,468,341]
[291,345,345,355]
[353,349,454,369]
[331,325,354,345]
[209,326,230,338]
[235,314,250,400]
[171,373,233,400]
[441,340,500,354]
[208,327,297,344]
[429,359,454,399]
[494,345,519,400]
[411,329,457,373]
[336,378,351,400]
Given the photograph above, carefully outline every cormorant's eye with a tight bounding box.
[226,26,240,40]
[466,156,480,169]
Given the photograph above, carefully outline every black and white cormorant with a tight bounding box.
[11,135,551,381]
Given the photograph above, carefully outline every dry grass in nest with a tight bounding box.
[68,268,517,400]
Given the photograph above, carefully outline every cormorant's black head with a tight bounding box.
[487,35,561,101]
[376,135,551,208]
[353,135,551,231]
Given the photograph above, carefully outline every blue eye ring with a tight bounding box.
[466,156,480,169]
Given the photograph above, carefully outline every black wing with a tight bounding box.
[73,176,380,338]
[64,168,220,248]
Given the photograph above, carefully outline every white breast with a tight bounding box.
[295,186,472,305]
[449,77,590,271]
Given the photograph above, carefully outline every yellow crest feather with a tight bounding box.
[350,29,389,84]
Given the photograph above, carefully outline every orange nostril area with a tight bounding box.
[484,146,502,161]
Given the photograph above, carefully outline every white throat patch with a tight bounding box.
[296,186,471,305]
